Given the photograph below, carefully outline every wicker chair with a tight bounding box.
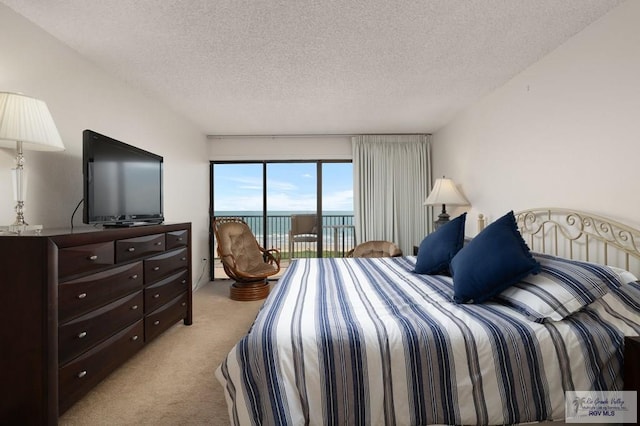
[213,217,281,301]
[346,240,403,258]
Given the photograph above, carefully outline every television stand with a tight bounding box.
[0,222,192,423]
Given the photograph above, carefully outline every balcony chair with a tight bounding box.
[346,240,403,258]
[213,217,281,301]
[288,214,318,258]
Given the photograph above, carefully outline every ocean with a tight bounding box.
[214,211,355,252]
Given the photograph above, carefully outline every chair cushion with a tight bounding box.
[352,241,402,257]
[450,211,540,304]
[247,262,279,275]
[414,213,466,275]
[217,221,276,278]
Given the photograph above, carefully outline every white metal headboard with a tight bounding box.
[513,208,640,276]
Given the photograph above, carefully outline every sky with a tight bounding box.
[213,162,353,212]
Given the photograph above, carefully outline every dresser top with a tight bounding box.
[0,222,191,247]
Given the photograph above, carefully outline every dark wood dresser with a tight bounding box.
[0,223,192,425]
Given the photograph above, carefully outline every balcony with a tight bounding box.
[212,213,355,279]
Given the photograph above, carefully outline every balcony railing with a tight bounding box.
[213,214,355,262]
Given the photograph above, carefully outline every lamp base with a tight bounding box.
[433,212,450,230]
[0,224,43,235]
[433,204,450,230]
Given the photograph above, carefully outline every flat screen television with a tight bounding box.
[83,129,164,226]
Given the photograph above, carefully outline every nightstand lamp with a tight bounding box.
[423,177,469,230]
[0,92,65,234]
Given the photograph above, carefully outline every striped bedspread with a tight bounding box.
[216,256,640,425]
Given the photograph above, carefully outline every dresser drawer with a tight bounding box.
[58,241,114,280]
[59,262,143,322]
[166,229,188,250]
[59,291,143,365]
[115,233,165,263]
[144,247,189,283]
[59,319,144,414]
[145,293,188,342]
[145,270,189,313]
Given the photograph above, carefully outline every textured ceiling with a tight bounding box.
[1,0,624,135]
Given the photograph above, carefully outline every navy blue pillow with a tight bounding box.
[414,213,466,275]
[450,211,540,304]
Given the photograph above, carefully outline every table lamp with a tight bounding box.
[423,177,469,230]
[0,92,65,233]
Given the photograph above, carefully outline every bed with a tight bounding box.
[216,208,640,425]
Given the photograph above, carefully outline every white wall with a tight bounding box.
[432,0,640,235]
[0,4,210,286]
[209,136,352,161]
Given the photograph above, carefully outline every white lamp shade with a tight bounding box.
[0,92,65,151]
[423,178,469,206]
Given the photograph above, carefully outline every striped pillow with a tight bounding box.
[496,253,638,322]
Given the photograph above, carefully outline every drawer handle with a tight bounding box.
[127,247,135,252]
[153,266,160,271]
[182,280,187,284]
[155,242,163,246]
[177,237,183,241]
[77,293,87,299]
[131,304,139,310]
[181,302,187,307]
[88,255,98,261]
[181,257,187,261]
[78,331,87,339]
[77,370,87,379]
[131,335,139,341]
[153,320,160,326]
[131,274,139,280]
[153,293,160,299]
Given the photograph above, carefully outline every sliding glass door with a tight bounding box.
[266,162,320,258]
[212,162,264,245]
[322,162,355,257]
[211,160,353,279]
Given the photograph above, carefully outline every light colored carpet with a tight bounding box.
[59,280,264,426]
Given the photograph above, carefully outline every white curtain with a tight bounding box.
[352,135,432,255]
